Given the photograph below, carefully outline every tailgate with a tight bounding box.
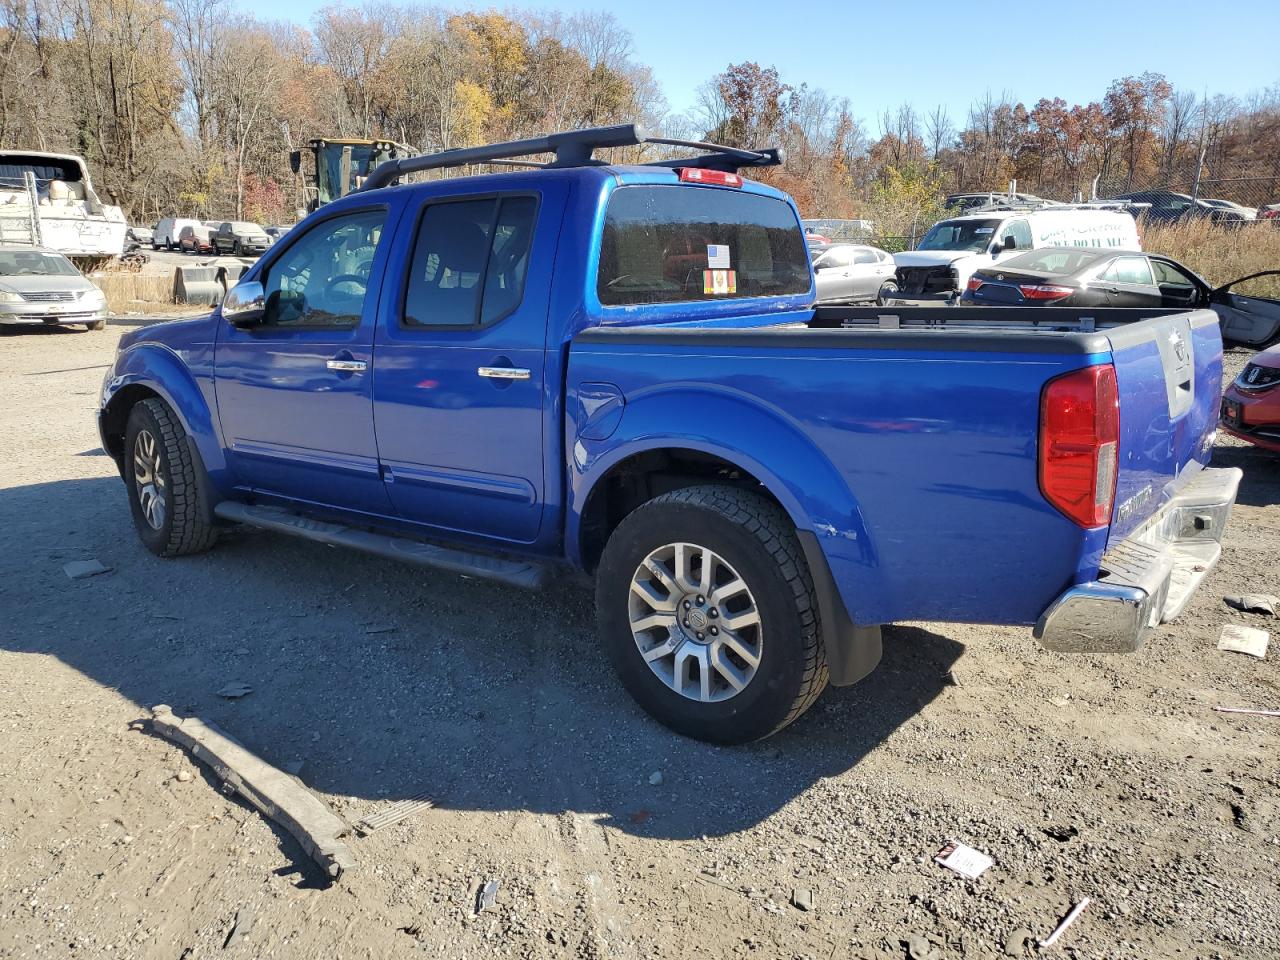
[1107,308,1223,544]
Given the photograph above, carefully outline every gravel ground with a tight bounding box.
[1,321,1277,960]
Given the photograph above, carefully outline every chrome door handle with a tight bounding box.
[327,359,367,372]
[477,366,531,380]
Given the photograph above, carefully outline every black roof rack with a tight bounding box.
[357,123,781,192]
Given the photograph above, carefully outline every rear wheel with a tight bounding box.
[876,280,900,306]
[123,398,218,557]
[595,485,827,743]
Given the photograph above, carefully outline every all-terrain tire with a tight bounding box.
[595,484,828,744]
[124,398,218,557]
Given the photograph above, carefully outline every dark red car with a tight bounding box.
[1221,345,1280,452]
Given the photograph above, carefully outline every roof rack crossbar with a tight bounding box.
[358,123,782,191]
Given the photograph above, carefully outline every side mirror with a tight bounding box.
[223,281,266,328]
[1002,236,1017,251]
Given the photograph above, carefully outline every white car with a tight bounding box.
[811,243,897,303]
[0,244,109,330]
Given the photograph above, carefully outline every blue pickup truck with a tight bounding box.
[98,125,1241,743]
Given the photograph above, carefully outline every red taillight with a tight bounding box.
[966,277,984,292]
[678,168,743,187]
[1018,283,1074,301]
[1039,365,1119,528]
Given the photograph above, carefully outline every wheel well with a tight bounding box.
[100,385,161,464]
[578,449,789,573]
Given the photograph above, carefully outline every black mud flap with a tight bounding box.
[797,530,882,686]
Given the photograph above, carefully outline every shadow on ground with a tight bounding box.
[2,474,964,850]
[1213,444,1280,507]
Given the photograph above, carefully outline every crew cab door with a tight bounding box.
[372,185,565,544]
[214,203,401,515]
[1210,271,1280,346]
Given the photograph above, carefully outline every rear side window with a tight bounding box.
[597,185,809,306]
[1103,256,1154,285]
[403,195,537,327]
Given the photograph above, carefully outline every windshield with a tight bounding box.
[597,185,810,306]
[232,222,263,233]
[0,154,84,191]
[0,250,80,277]
[917,219,1002,252]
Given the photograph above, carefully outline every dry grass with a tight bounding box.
[1142,219,1280,294]
[92,272,176,313]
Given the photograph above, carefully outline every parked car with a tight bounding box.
[894,208,1140,298]
[153,217,202,250]
[97,125,1240,744]
[264,225,291,241]
[0,244,108,330]
[1258,203,1280,223]
[1201,198,1257,221]
[811,243,897,303]
[211,221,271,256]
[124,225,153,252]
[960,247,1280,343]
[1104,190,1254,226]
[178,224,215,255]
[1221,344,1280,452]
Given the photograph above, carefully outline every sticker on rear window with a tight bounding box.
[707,244,731,269]
[703,269,737,295]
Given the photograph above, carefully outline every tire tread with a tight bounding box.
[134,398,217,556]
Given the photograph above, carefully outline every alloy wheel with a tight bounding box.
[132,429,167,530]
[628,542,763,702]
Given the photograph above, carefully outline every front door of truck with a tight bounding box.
[372,184,566,544]
[214,204,400,515]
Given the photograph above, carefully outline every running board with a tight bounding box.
[213,501,549,590]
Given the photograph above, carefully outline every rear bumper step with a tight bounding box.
[1034,465,1242,653]
[213,501,549,590]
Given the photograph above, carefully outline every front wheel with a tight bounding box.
[595,485,827,743]
[124,398,218,557]
[86,319,106,331]
[876,280,900,306]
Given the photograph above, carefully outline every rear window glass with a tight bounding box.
[1002,248,1106,275]
[597,185,809,306]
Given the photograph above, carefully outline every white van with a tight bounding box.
[894,209,1140,298]
[153,217,203,251]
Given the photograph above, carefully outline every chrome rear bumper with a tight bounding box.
[1035,465,1242,653]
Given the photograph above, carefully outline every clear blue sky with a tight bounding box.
[266,0,1280,131]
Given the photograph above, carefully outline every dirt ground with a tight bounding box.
[1,320,1277,960]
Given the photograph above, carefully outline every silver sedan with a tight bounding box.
[0,245,109,330]
[811,243,898,304]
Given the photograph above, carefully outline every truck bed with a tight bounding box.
[570,306,1224,629]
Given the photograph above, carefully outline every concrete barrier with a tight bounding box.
[173,265,225,305]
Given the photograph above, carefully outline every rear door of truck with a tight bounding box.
[1106,308,1223,544]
